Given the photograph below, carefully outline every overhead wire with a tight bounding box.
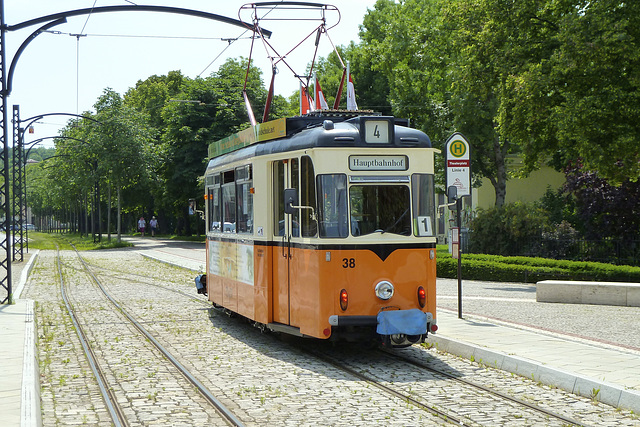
[197,2,281,78]
[44,30,252,42]
[73,0,98,114]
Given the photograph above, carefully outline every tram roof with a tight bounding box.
[206,111,432,168]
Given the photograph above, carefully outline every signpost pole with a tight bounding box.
[445,132,471,320]
[456,197,463,318]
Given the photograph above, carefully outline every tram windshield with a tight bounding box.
[350,185,411,236]
[316,173,435,238]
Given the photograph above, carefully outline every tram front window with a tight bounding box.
[350,185,411,236]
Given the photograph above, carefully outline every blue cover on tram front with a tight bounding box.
[376,309,428,336]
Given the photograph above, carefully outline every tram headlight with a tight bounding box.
[374,281,394,300]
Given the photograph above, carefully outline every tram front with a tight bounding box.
[288,116,439,347]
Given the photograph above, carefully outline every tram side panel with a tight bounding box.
[206,240,223,306]
[289,246,330,337]
[207,238,257,319]
[253,244,271,325]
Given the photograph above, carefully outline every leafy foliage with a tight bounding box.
[563,163,640,240]
[358,0,640,205]
[437,249,640,282]
[27,58,278,236]
[468,202,548,255]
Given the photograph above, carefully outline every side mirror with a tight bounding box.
[447,185,458,203]
[284,188,298,215]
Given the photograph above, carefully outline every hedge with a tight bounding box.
[436,248,640,283]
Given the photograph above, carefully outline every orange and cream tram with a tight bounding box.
[196,112,438,347]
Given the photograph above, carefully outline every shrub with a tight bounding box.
[468,202,547,256]
[436,247,640,283]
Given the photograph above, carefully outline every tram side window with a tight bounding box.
[236,165,253,234]
[411,174,436,237]
[274,161,285,236]
[317,174,348,238]
[300,156,317,237]
[208,185,221,232]
[222,170,236,233]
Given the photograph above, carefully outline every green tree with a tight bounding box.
[501,0,640,183]
[154,59,272,234]
[359,0,500,199]
[54,89,155,240]
[92,89,156,240]
[359,0,640,205]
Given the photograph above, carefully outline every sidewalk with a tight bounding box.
[428,308,640,413]
[122,236,206,272]
[0,252,40,427]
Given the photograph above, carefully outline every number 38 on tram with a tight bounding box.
[196,112,439,347]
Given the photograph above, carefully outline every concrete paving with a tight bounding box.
[0,252,39,427]
[428,309,640,412]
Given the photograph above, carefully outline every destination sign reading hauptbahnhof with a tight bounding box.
[349,155,408,171]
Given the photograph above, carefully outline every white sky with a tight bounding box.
[4,1,377,146]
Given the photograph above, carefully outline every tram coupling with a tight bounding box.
[195,274,207,296]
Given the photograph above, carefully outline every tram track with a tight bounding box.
[55,246,244,426]
[306,347,462,425]
[79,255,588,426]
[306,345,586,426]
[378,348,584,426]
[33,246,636,425]
[56,246,128,427]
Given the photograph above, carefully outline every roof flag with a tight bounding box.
[346,63,358,111]
[300,82,312,115]
[314,73,329,110]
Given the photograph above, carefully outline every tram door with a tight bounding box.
[272,158,299,325]
[273,157,317,327]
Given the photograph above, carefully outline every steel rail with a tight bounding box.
[55,247,128,427]
[379,349,585,427]
[70,245,244,427]
[307,348,467,426]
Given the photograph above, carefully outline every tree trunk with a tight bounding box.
[117,186,122,243]
[84,191,89,237]
[107,185,112,242]
[491,135,508,207]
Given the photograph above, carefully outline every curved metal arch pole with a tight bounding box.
[6,18,67,95]
[1,1,14,303]
[6,5,272,35]
[1,3,268,303]
[22,135,95,251]
[13,106,101,259]
[20,112,101,130]
[12,105,23,261]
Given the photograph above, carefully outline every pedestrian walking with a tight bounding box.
[149,216,158,237]
[138,216,146,237]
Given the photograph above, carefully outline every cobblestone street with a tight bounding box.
[17,248,639,426]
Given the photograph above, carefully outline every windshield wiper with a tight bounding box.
[381,208,410,234]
